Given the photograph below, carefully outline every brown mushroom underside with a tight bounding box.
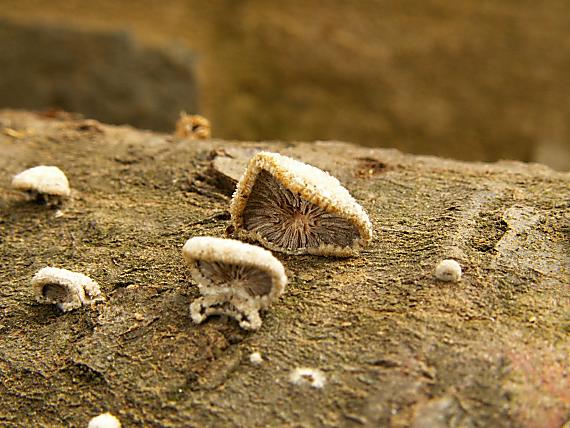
[196,260,273,297]
[242,170,360,250]
[42,283,70,301]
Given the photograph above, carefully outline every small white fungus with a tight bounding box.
[249,352,263,365]
[182,237,287,330]
[32,267,103,312]
[11,165,70,204]
[289,367,326,389]
[435,259,462,282]
[87,412,121,428]
[175,112,211,139]
[230,152,373,257]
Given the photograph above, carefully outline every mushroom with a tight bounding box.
[11,165,70,205]
[87,412,121,428]
[229,152,373,256]
[289,367,326,389]
[435,259,462,282]
[32,267,103,312]
[175,112,211,139]
[182,237,287,330]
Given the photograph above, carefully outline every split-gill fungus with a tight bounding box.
[182,237,287,330]
[32,267,103,312]
[12,165,70,205]
[230,152,373,256]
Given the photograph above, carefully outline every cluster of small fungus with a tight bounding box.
[11,150,374,333]
[5,117,478,424]
[182,151,374,330]
[7,147,371,423]
[249,351,263,365]
[230,152,373,256]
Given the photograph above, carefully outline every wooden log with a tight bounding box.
[0,110,568,427]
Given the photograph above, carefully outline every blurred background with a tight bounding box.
[0,0,568,169]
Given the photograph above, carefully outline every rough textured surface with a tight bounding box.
[0,18,197,132]
[0,2,569,168]
[182,236,287,331]
[0,110,569,427]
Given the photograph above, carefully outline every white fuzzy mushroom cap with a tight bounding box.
[32,267,103,311]
[435,259,462,282]
[12,165,70,197]
[182,236,287,305]
[87,412,121,428]
[229,152,373,256]
[183,237,287,330]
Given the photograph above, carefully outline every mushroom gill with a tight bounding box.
[182,237,287,330]
[196,260,273,297]
[32,266,103,312]
[242,170,361,251]
[42,283,72,301]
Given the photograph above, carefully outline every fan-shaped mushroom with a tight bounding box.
[182,237,287,330]
[229,152,373,256]
[32,267,103,312]
[289,367,326,389]
[12,165,70,205]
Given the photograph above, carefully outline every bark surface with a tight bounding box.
[0,110,568,427]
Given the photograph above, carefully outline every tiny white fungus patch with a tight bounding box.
[435,259,462,282]
[289,367,326,389]
[249,351,263,365]
[87,412,121,428]
[32,267,103,312]
[11,165,70,204]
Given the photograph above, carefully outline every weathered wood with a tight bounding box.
[0,110,568,427]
